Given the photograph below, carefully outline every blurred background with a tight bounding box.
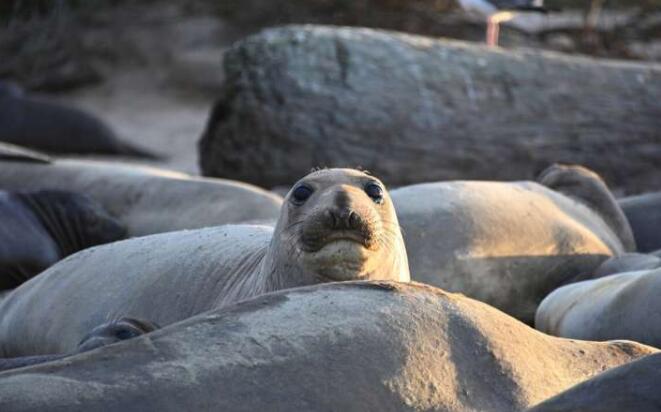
[1,0,659,175]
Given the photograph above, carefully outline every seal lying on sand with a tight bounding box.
[0,189,125,290]
[0,168,409,356]
[528,353,661,412]
[618,192,661,253]
[0,318,158,373]
[535,267,661,348]
[0,81,157,158]
[0,146,283,236]
[0,282,654,411]
[391,164,635,323]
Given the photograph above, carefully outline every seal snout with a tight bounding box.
[299,189,379,253]
[325,207,360,231]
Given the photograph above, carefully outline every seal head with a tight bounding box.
[77,318,160,353]
[263,168,409,287]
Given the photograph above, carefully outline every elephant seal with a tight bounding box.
[536,267,661,348]
[618,192,661,253]
[0,318,158,373]
[590,253,661,279]
[0,81,158,158]
[0,189,126,290]
[392,164,634,323]
[0,142,51,164]
[0,282,654,412]
[0,168,409,356]
[528,353,661,412]
[0,152,283,236]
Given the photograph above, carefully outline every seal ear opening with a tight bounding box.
[537,163,636,253]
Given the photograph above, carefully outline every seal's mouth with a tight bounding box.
[300,230,374,253]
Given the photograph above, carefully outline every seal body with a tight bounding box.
[0,318,158,372]
[0,142,51,164]
[0,155,283,236]
[0,169,409,356]
[590,252,661,279]
[392,165,632,323]
[0,282,654,412]
[535,267,661,347]
[528,352,661,412]
[0,82,157,158]
[0,190,125,290]
[619,192,661,253]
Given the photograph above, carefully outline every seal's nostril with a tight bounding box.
[336,208,356,230]
[348,210,359,229]
[326,208,363,231]
[325,209,338,229]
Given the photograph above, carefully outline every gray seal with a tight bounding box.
[0,189,126,290]
[0,151,283,237]
[528,353,661,412]
[392,164,634,323]
[618,191,661,253]
[0,81,158,158]
[0,318,158,372]
[535,267,661,348]
[0,168,409,356]
[0,282,654,411]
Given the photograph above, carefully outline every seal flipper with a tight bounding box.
[537,164,636,253]
[0,142,52,164]
[16,190,126,257]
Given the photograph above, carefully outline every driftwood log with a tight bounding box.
[199,25,661,192]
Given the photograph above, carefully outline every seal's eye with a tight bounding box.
[291,185,314,204]
[364,182,384,203]
[115,328,139,341]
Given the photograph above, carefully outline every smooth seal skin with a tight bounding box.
[618,192,661,253]
[527,353,661,412]
[0,282,654,412]
[392,164,633,323]
[0,169,409,356]
[536,267,661,347]
[0,190,126,290]
[0,141,52,164]
[537,164,635,253]
[0,154,283,236]
[0,318,159,373]
[589,253,661,279]
[0,81,157,158]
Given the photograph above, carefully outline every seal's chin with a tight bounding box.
[301,239,375,282]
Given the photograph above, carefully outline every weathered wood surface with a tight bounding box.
[199,25,661,192]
